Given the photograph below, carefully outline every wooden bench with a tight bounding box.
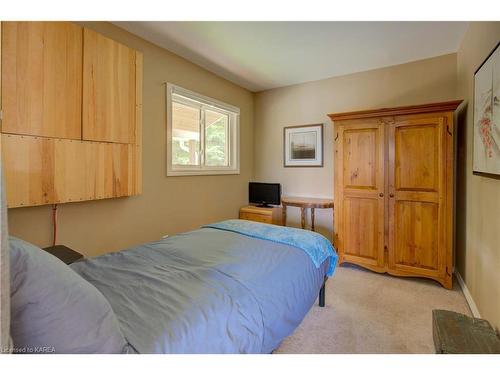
[432,310,500,354]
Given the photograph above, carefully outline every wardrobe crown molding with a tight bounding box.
[328,100,463,121]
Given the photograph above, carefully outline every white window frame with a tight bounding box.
[166,83,240,176]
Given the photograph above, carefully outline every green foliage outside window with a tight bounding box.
[172,109,229,167]
[172,139,198,165]
[205,117,228,166]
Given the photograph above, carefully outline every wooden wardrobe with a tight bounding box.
[328,101,462,289]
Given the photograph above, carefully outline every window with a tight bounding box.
[166,83,240,176]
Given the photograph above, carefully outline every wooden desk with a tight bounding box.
[281,196,334,232]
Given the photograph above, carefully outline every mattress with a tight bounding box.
[71,227,329,353]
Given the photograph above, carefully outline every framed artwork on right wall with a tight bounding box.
[473,41,500,177]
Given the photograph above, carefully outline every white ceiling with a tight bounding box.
[114,22,468,92]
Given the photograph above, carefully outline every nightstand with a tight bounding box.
[239,205,282,225]
[43,245,84,265]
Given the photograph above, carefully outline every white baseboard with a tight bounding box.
[455,271,481,318]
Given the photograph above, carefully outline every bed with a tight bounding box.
[9,219,337,354]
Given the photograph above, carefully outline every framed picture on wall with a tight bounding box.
[473,41,500,177]
[283,124,323,167]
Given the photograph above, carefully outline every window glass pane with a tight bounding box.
[172,101,200,166]
[205,109,229,167]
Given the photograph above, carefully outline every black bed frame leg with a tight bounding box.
[319,277,327,307]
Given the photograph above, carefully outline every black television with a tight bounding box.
[249,182,281,207]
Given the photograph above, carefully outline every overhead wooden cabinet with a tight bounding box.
[0,21,143,208]
[1,21,83,139]
[83,28,137,144]
[329,100,462,289]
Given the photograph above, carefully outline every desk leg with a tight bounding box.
[300,207,306,229]
[282,204,287,226]
[311,208,315,232]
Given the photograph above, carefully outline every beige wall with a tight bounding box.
[254,54,458,239]
[456,22,500,329]
[7,22,254,257]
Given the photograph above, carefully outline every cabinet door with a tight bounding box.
[335,120,385,271]
[83,28,136,144]
[387,117,448,284]
[1,134,137,207]
[1,22,83,139]
[1,134,55,207]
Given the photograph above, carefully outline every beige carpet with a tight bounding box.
[275,264,471,354]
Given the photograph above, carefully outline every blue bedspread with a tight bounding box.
[71,226,332,353]
[203,219,338,276]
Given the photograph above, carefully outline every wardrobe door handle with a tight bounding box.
[389,194,395,198]
[379,193,384,197]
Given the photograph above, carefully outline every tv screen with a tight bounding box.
[249,182,281,207]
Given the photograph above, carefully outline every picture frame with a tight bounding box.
[472,41,500,177]
[283,124,323,167]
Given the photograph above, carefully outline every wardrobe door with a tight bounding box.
[387,116,450,287]
[335,120,385,272]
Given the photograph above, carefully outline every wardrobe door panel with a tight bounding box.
[343,196,382,262]
[394,200,439,270]
[343,128,378,189]
[395,125,439,192]
[388,117,447,281]
[335,121,385,271]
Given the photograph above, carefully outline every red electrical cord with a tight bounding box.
[52,204,58,246]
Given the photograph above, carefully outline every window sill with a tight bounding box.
[166,169,240,177]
